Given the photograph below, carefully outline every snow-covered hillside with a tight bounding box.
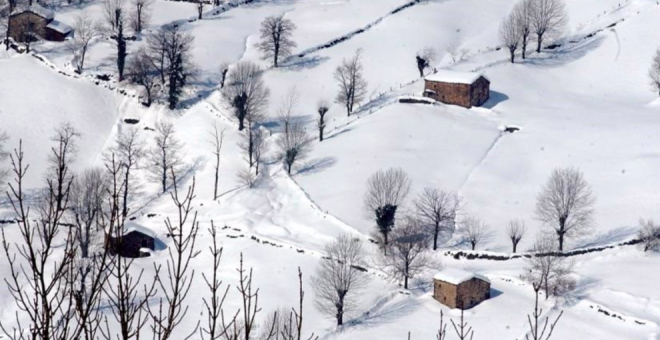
[2,0,660,339]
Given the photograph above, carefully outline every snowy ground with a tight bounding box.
[2,0,660,339]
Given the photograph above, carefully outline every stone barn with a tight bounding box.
[8,4,72,43]
[107,223,156,258]
[433,268,491,309]
[423,70,490,108]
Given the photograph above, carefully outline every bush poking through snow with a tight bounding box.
[638,219,660,252]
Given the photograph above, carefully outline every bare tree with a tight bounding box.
[70,167,107,258]
[446,41,470,63]
[649,48,660,97]
[236,166,257,189]
[515,0,534,59]
[364,168,412,249]
[129,0,152,33]
[1,140,77,340]
[147,120,183,193]
[195,0,204,20]
[414,188,460,250]
[238,125,266,174]
[103,0,128,80]
[500,9,521,63]
[462,216,489,251]
[530,0,568,53]
[316,100,329,142]
[200,222,231,340]
[380,217,433,289]
[450,308,474,340]
[252,128,267,176]
[277,86,300,135]
[219,62,229,89]
[257,15,297,68]
[222,61,270,131]
[277,122,312,175]
[507,219,527,253]
[334,49,368,116]
[522,236,576,299]
[311,234,369,326]
[210,121,226,200]
[149,175,200,340]
[638,219,660,252]
[103,0,125,32]
[109,127,145,219]
[415,47,436,77]
[526,284,563,340]
[535,167,595,251]
[48,123,80,213]
[127,48,158,106]
[69,12,99,74]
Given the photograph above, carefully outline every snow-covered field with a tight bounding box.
[2,0,660,339]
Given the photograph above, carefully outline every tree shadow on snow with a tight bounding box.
[280,55,330,71]
[295,157,337,176]
[345,295,420,330]
[562,276,601,307]
[522,36,605,68]
[572,226,638,249]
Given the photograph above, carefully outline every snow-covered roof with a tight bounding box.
[433,268,490,285]
[11,4,55,20]
[46,20,72,34]
[425,70,487,85]
[122,222,157,238]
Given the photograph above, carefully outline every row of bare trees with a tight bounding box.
[499,0,568,63]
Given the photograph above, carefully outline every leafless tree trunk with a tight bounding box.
[649,48,660,97]
[200,222,231,340]
[276,122,312,175]
[129,0,152,33]
[277,87,300,135]
[462,216,490,251]
[69,12,99,74]
[70,167,107,258]
[364,168,411,250]
[127,48,158,106]
[535,167,595,251]
[219,62,229,89]
[236,166,257,189]
[103,0,125,32]
[530,0,568,53]
[507,219,526,253]
[525,284,563,340]
[450,308,474,340]
[222,61,270,131]
[500,9,521,63]
[415,47,436,77]
[252,128,267,176]
[334,49,368,116]
[380,217,433,289]
[414,188,460,250]
[196,0,204,20]
[316,101,329,142]
[109,127,145,219]
[0,140,77,340]
[48,123,80,214]
[257,15,297,67]
[147,120,183,193]
[515,0,534,59]
[637,219,660,252]
[149,174,200,340]
[311,234,369,326]
[210,122,226,200]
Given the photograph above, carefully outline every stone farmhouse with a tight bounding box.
[433,268,491,309]
[8,4,72,43]
[106,222,157,258]
[423,70,490,108]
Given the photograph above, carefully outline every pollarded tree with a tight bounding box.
[649,48,660,97]
[311,234,369,326]
[500,9,521,63]
[507,219,527,253]
[317,100,329,142]
[414,188,460,250]
[462,216,490,251]
[535,167,595,251]
[222,61,270,131]
[277,122,312,175]
[147,120,183,193]
[257,15,297,68]
[363,168,412,249]
[415,47,436,77]
[530,0,568,53]
[334,49,368,116]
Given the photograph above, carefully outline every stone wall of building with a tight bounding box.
[469,77,490,107]
[456,278,491,309]
[424,80,472,108]
[8,12,48,42]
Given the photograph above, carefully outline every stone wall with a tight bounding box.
[433,279,459,308]
[424,80,472,108]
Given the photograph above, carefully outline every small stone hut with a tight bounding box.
[433,268,491,310]
[107,222,156,258]
[423,70,490,108]
[8,4,72,43]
